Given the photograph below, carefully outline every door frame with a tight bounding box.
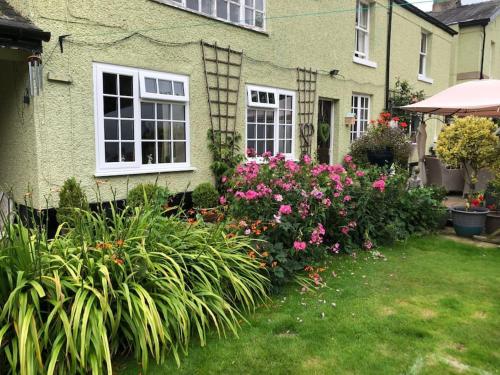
[318,98,335,165]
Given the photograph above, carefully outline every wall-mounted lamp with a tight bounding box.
[329,69,340,77]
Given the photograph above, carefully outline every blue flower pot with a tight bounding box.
[451,206,489,237]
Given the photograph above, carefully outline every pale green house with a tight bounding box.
[0,0,457,210]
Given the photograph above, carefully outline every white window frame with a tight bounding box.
[156,0,266,31]
[354,0,370,60]
[139,71,189,102]
[245,85,296,161]
[93,63,193,176]
[418,32,433,83]
[351,94,370,142]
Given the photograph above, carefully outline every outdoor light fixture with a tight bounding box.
[329,69,340,77]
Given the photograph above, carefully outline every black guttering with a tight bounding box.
[394,0,458,35]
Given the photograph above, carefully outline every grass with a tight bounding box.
[120,236,500,375]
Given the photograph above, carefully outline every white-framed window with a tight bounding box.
[354,0,370,60]
[164,0,265,30]
[351,94,370,142]
[246,85,295,159]
[93,63,191,176]
[419,32,428,76]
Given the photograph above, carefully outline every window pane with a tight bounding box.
[286,112,292,124]
[286,140,292,153]
[286,126,292,138]
[247,109,256,122]
[145,78,157,93]
[104,97,118,117]
[103,73,117,95]
[251,90,258,103]
[157,103,171,120]
[158,142,172,163]
[419,55,425,75]
[186,0,199,10]
[119,75,133,96]
[256,0,263,10]
[268,93,275,104]
[141,102,155,119]
[255,11,263,27]
[157,121,171,140]
[173,142,187,162]
[258,91,267,103]
[172,104,185,120]
[201,0,212,14]
[121,120,134,140]
[266,125,274,138]
[266,140,274,154]
[217,0,227,18]
[247,140,256,151]
[158,80,173,95]
[105,142,119,162]
[142,142,156,164]
[245,8,253,25]
[230,3,240,22]
[121,142,135,162]
[172,122,186,140]
[120,98,134,118]
[279,125,285,138]
[245,0,253,5]
[257,124,265,138]
[256,140,265,154]
[104,120,119,140]
[247,123,256,138]
[173,82,185,96]
[278,140,285,153]
[286,96,292,109]
[141,121,156,140]
[279,110,285,124]
[266,110,274,123]
[257,110,265,123]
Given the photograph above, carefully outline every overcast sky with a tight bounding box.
[410,0,491,12]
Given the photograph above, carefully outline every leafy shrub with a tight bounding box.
[57,177,89,226]
[192,182,219,208]
[350,112,412,166]
[437,116,499,191]
[0,206,268,374]
[127,183,170,209]
[223,154,353,285]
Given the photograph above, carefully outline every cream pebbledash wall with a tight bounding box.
[5,0,455,208]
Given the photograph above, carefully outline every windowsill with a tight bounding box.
[353,56,378,68]
[417,74,434,84]
[150,0,269,36]
[95,166,197,177]
[247,155,295,164]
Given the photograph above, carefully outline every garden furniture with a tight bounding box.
[424,156,464,192]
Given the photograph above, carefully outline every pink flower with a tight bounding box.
[343,195,351,202]
[309,223,326,245]
[245,190,259,200]
[219,196,227,205]
[341,226,350,235]
[244,228,251,235]
[246,148,256,157]
[363,240,373,250]
[273,214,282,223]
[221,176,228,183]
[372,179,386,192]
[262,151,272,158]
[322,198,332,207]
[294,241,307,251]
[273,194,283,202]
[311,188,324,200]
[345,177,353,186]
[344,155,353,163]
[356,170,365,177]
[303,155,312,165]
[284,160,300,173]
[331,243,341,254]
[279,205,292,215]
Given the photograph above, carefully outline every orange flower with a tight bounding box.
[111,255,124,265]
[96,242,112,250]
[115,239,125,247]
[271,261,278,268]
[248,251,256,259]
[304,265,314,272]
[259,262,267,269]
[261,251,269,257]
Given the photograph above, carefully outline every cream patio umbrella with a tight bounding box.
[402,79,500,185]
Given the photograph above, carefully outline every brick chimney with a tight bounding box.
[432,0,461,12]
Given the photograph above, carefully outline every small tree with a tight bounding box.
[436,116,499,192]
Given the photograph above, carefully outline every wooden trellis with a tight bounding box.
[297,67,318,157]
[201,41,243,156]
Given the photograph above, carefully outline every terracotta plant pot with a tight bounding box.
[450,206,489,237]
[485,211,500,235]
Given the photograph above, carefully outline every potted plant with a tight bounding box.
[485,177,500,236]
[436,116,499,237]
[350,112,412,167]
[192,182,221,223]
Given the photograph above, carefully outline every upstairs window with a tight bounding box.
[419,33,428,76]
[164,0,265,30]
[354,0,370,59]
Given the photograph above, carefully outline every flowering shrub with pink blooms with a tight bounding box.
[220,153,446,285]
[222,153,356,284]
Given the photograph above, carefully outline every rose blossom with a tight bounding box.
[372,179,386,192]
[331,243,341,254]
[273,194,283,202]
[279,205,292,215]
[293,241,307,251]
[343,155,353,163]
[219,196,227,205]
[303,155,312,165]
[356,170,365,177]
[343,195,351,202]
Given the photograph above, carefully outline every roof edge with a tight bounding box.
[394,0,458,35]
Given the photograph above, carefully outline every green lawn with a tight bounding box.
[121,236,500,375]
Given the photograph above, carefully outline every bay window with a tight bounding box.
[246,85,295,158]
[94,63,191,176]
